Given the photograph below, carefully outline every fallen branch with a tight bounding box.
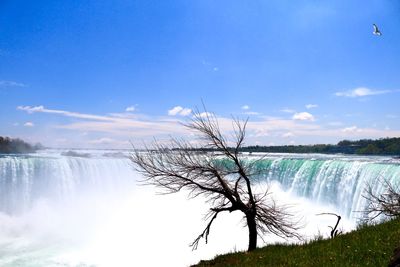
[316,212,342,238]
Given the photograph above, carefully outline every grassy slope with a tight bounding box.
[193,218,400,267]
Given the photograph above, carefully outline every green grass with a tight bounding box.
[193,218,400,267]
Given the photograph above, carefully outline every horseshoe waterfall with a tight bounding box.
[0,150,399,267]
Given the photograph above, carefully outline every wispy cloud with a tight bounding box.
[282,132,294,138]
[168,106,192,116]
[244,111,260,116]
[18,106,45,113]
[280,108,296,114]
[17,105,191,140]
[88,137,129,146]
[337,125,398,137]
[305,104,318,109]
[125,106,136,112]
[252,129,269,137]
[198,112,213,118]
[292,112,315,121]
[341,126,362,133]
[18,105,113,121]
[16,104,400,148]
[0,80,26,88]
[240,105,261,116]
[24,122,34,127]
[335,87,393,98]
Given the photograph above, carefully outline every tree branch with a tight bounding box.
[190,207,235,250]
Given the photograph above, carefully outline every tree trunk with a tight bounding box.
[246,212,257,251]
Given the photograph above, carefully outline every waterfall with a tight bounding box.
[1,151,399,218]
[1,150,399,266]
[249,155,400,218]
[0,151,137,215]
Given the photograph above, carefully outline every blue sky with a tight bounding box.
[1,0,400,148]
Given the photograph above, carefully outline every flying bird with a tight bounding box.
[373,24,382,36]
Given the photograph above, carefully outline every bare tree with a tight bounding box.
[131,110,300,252]
[363,178,400,221]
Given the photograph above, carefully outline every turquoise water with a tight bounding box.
[243,155,400,217]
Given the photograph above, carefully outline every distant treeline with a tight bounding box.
[240,137,400,155]
[178,137,400,156]
[0,136,43,154]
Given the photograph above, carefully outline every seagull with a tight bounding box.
[373,23,382,36]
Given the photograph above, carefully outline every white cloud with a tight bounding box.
[168,106,192,116]
[179,108,192,116]
[292,112,315,121]
[199,112,213,118]
[125,106,135,112]
[89,138,119,145]
[305,104,318,109]
[17,105,191,138]
[168,106,184,116]
[341,126,362,133]
[253,129,269,137]
[18,105,113,121]
[249,119,400,141]
[24,122,34,127]
[282,132,294,138]
[335,87,392,98]
[244,111,260,115]
[241,105,260,115]
[18,105,45,113]
[280,108,296,114]
[108,113,138,119]
[168,106,183,116]
[16,104,400,148]
[0,80,26,88]
[213,67,219,72]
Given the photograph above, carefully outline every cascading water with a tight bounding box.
[249,154,400,218]
[0,151,137,215]
[0,150,399,266]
